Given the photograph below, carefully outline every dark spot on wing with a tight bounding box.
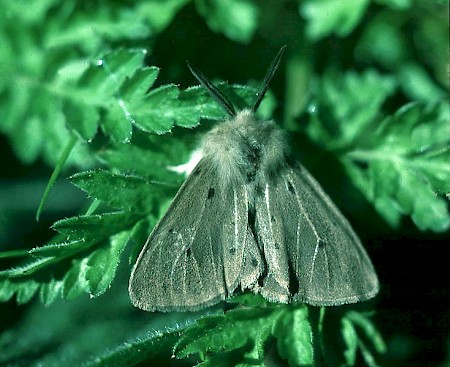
[186,247,192,257]
[287,181,295,194]
[168,228,174,233]
[271,215,276,223]
[251,258,258,268]
[207,187,215,199]
[247,171,256,183]
[318,239,326,248]
[274,242,280,250]
[229,247,236,255]
[248,208,256,228]
[288,264,299,295]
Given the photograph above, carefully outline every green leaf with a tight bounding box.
[39,277,63,306]
[0,278,40,305]
[274,306,314,367]
[65,48,154,140]
[0,279,15,302]
[70,170,176,214]
[227,293,270,307]
[341,317,358,365]
[171,85,227,127]
[84,330,181,367]
[63,101,100,141]
[306,70,397,149]
[138,0,191,33]
[98,133,190,183]
[8,116,44,164]
[0,2,159,166]
[196,0,259,43]
[174,304,321,366]
[60,232,129,300]
[85,230,131,297]
[374,0,412,9]
[176,84,260,124]
[345,311,387,355]
[0,257,56,278]
[44,8,152,51]
[236,342,266,367]
[51,212,141,241]
[300,0,370,40]
[130,82,258,134]
[344,102,450,232]
[175,307,283,359]
[102,67,159,142]
[337,311,386,367]
[398,63,448,103]
[62,257,90,300]
[29,239,90,259]
[129,84,181,133]
[1,222,138,305]
[355,17,408,69]
[16,279,40,304]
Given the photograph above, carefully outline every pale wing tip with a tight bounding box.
[128,283,227,312]
[296,284,380,307]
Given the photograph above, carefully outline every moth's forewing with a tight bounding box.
[255,164,379,306]
[129,158,257,312]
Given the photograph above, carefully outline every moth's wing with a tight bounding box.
[255,164,379,306]
[129,158,261,312]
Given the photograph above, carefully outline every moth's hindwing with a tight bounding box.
[255,164,379,306]
[129,158,260,311]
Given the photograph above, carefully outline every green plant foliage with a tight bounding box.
[343,312,386,367]
[61,49,177,140]
[306,70,397,150]
[174,304,309,366]
[343,102,450,232]
[84,330,183,367]
[306,70,449,232]
[273,306,313,366]
[300,0,371,40]
[0,276,213,367]
[70,170,177,214]
[355,4,448,100]
[0,228,133,305]
[196,0,259,43]
[374,0,412,9]
[137,0,192,34]
[169,302,382,366]
[1,0,448,366]
[0,1,152,167]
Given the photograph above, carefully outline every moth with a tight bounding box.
[129,46,379,311]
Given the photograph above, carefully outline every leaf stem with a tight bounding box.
[36,134,78,221]
[0,249,30,259]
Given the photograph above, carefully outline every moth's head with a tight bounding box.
[187,46,286,119]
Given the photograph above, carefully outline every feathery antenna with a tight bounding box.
[251,45,287,113]
[187,62,237,117]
